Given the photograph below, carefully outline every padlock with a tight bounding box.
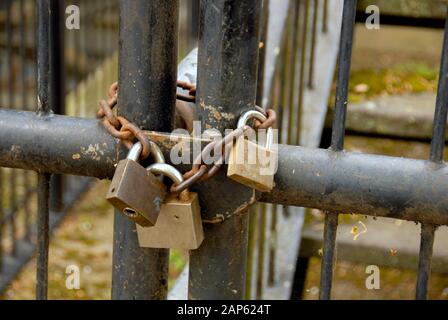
[106,142,167,227]
[137,163,204,250]
[227,110,277,192]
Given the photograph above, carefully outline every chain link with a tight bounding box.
[98,81,276,193]
[171,109,277,194]
[97,81,199,160]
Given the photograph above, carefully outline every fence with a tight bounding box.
[0,0,447,300]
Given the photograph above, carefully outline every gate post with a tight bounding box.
[188,0,262,300]
[112,0,178,300]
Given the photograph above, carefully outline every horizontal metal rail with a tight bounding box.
[1,108,448,226]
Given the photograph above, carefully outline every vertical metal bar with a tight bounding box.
[36,0,52,300]
[246,1,270,298]
[6,0,18,257]
[190,0,200,50]
[281,10,292,146]
[267,204,277,287]
[416,224,437,300]
[290,256,310,300]
[322,0,328,33]
[0,1,4,272]
[112,0,178,300]
[256,0,269,108]
[256,204,266,298]
[245,207,257,300]
[287,0,299,145]
[297,0,310,145]
[36,172,50,299]
[49,0,65,212]
[0,167,3,273]
[319,213,338,300]
[20,0,32,242]
[308,0,319,89]
[189,0,261,300]
[320,0,357,301]
[416,8,448,300]
[430,10,448,164]
[330,0,357,152]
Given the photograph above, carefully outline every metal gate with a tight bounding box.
[0,0,447,300]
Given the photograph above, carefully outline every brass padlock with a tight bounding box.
[137,163,204,250]
[227,110,277,192]
[107,142,167,227]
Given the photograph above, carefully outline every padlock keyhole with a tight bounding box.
[123,208,138,218]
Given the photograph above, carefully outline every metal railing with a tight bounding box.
[0,0,119,294]
[0,0,447,300]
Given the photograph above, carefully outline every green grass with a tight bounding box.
[329,62,439,106]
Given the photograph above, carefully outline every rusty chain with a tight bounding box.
[98,81,276,193]
[171,108,277,194]
[97,81,198,160]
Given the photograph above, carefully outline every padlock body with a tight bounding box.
[107,159,166,227]
[227,138,275,192]
[137,192,204,249]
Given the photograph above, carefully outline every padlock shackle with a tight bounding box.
[147,163,184,185]
[237,110,274,149]
[127,142,143,162]
[237,110,267,129]
[126,141,165,164]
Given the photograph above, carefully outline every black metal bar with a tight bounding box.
[355,12,446,30]
[19,0,32,242]
[415,8,448,301]
[256,0,269,107]
[256,204,266,298]
[287,0,299,145]
[290,256,310,300]
[49,0,65,212]
[189,0,261,300]
[330,0,357,152]
[430,10,448,164]
[322,0,328,33]
[190,0,200,50]
[4,111,448,226]
[111,0,178,300]
[319,213,338,300]
[267,204,277,287]
[36,172,50,299]
[0,167,3,273]
[308,0,318,89]
[0,110,118,178]
[319,0,357,300]
[6,0,18,257]
[416,224,437,300]
[297,0,309,144]
[36,0,52,300]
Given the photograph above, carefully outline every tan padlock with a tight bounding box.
[136,163,204,250]
[227,110,277,192]
[106,142,167,227]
